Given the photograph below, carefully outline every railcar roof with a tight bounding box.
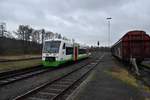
[45,39,72,43]
[44,39,89,48]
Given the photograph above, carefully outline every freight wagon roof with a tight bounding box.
[122,30,150,41]
[111,30,149,47]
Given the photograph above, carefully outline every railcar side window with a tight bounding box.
[79,49,86,54]
[66,47,73,55]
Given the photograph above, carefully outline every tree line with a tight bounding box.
[0,24,63,44]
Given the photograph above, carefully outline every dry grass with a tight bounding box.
[105,66,139,87]
[0,59,42,72]
[142,61,150,68]
[105,66,150,94]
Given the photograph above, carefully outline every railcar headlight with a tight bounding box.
[42,57,45,60]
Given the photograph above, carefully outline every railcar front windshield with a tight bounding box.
[43,41,61,53]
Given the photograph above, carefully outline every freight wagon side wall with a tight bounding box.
[122,39,129,61]
[145,35,150,58]
[117,41,122,59]
[111,41,122,59]
[122,31,149,62]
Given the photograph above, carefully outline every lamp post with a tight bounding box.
[106,17,112,47]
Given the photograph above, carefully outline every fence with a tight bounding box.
[0,37,42,55]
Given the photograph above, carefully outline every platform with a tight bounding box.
[67,53,146,100]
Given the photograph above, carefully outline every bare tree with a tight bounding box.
[5,31,15,38]
[45,31,55,40]
[31,30,40,43]
[58,34,62,39]
[16,25,33,41]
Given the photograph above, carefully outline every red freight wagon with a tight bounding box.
[111,30,150,63]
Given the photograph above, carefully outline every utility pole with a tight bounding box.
[106,17,112,47]
[0,23,6,37]
[1,25,4,37]
[41,29,45,45]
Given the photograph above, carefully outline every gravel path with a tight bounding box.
[67,52,145,100]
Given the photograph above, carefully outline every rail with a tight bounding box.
[13,54,105,100]
[0,65,51,86]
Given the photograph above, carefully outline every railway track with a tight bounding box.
[13,54,105,100]
[0,57,41,63]
[0,58,92,86]
[0,66,51,86]
[126,62,150,88]
[137,64,150,87]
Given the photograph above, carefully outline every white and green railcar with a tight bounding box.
[42,39,89,67]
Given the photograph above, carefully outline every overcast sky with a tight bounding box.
[0,0,150,46]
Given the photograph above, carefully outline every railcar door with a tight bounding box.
[74,46,78,61]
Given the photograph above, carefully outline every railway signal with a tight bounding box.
[97,41,100,47]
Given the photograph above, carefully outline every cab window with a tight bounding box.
[63,43,65,49]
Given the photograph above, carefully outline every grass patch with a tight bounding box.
[142,61,150,68]
[105,66,150,94]
[105,67,139,87]
[0,59,42,72]
[145,64,150,68]
[0,55,41,61]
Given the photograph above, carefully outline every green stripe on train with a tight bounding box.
[42,54,88,67]
[78,54,88,60]
[42,60,68,67]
